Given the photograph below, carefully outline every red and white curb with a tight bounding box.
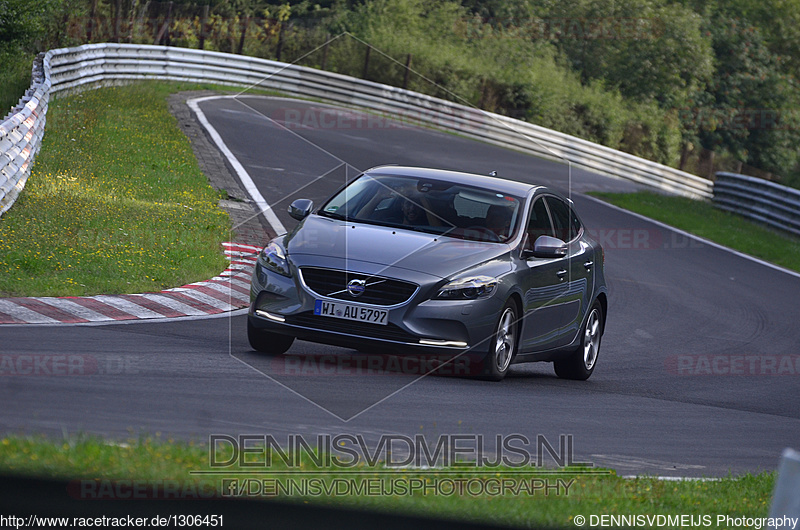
[0,242,261,325]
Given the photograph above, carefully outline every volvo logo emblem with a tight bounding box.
[346,279,366,297]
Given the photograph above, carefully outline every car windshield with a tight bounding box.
[319,173,523,243]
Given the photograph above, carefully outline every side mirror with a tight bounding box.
[524,235,568,259]
[288,199,314,221]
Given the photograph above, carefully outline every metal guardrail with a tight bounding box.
[1,43,715,218]
[0,54,50,217]
[714,172,800,237]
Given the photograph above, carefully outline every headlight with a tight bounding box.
[435,276,497,300]
[261,241,291,277]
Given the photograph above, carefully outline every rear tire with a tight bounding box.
[480,300,518,381]
[247,319,294,354]
[554,301,602,381]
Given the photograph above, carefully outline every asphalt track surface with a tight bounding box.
[2,95,799,477]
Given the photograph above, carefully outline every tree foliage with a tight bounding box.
[3,0,800,184]
[0,0,57,49]
[693,9,800,177]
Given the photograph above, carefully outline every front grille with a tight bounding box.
[299,267,418,306]
[286,312,418,343]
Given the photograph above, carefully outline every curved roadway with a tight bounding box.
[2,96,799,477]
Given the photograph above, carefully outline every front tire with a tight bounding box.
[247,318,295,354]
[481,301,518,381]
[554,301,603,381]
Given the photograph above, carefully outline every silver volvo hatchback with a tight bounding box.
[248,166,607,381]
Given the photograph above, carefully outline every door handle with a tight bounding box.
[556,269,567,280]
[584,260,593,269]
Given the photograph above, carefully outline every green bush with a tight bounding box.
[0,50,35,119]
[334,0,681,165]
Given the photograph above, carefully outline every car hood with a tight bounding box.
[285,215,511,280]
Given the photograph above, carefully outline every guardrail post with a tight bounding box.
[679,143,691,171]
[276,23,285,61]
[699,148,715,179]
[237,15,249,55]
[154,2,173,46]
[403,54,412,90]
[113,0,122,42]
[769,448,800,524]
[320,35,330,71]
[362,45,371,80]
[199,4,209,50]
[87,0,98,42]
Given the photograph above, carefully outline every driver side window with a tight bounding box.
[545,196,574,242]
[526,198,553,247]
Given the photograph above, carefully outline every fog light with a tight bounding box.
[255,310,285,323]
[419,339,468,348]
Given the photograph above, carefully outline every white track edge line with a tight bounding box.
[187,95,286,236]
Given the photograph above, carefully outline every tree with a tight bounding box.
[537,0,714,110]
[697,15,799,176]
[0,0,55,49]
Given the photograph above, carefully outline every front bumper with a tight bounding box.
[248,260,501,355]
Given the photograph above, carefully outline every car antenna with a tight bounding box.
[489,170,497,177]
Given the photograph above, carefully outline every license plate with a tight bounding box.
[314,300,388,325]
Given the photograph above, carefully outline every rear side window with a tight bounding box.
[545,197,575,242]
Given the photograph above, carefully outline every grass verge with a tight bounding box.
[591,191,800,273]
[0,83,231,297]
[0,435,774,529]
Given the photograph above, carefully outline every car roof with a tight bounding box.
[364,165,542,197]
